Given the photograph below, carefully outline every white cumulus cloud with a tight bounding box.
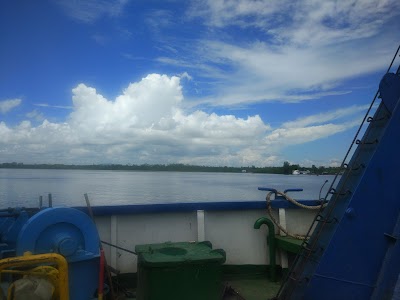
[26,110,45,122]
[264,122,358,148]
[0,99,21,114]
[0,74,363,165]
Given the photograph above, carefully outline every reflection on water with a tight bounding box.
[0,169,337,207]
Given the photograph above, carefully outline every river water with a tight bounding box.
[0,169,337,207]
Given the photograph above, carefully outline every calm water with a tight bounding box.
[0,169,337,207]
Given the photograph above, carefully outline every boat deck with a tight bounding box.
[224,277,281,300]
[113,273,281,300]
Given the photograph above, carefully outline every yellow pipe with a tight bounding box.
[6,284,13,299]
[1,269,53,276]
[0,253,69,300]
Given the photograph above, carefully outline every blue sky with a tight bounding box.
[0,0,399,167]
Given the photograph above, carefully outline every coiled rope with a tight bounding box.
[266,191,327,240]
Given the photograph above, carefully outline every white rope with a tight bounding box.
[272,191,326,210]
[266,191,327,240]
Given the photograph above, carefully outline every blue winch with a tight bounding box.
[0,206,100,299]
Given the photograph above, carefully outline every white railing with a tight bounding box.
[90,202,318,273]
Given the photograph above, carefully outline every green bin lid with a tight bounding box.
[135,241,226,267]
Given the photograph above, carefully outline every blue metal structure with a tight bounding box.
[0,207,100,300]
[0,208,31,258]
[73,198,321,215]
[277,47,400,299]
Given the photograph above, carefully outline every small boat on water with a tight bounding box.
[0,48,399,300]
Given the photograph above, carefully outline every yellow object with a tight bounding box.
[0,253,69,300]
[6,266,59,299]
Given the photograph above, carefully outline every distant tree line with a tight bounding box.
[281,161,340,175]
[0,161,341,175]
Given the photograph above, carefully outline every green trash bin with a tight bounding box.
[135,241,226,300]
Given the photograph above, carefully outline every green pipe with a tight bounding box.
[254,217,277,282]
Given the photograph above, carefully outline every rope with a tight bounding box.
[101,240,137,255]
[266,191,327,240]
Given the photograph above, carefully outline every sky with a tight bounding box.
[0,0,399,167]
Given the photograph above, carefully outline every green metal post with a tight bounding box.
[254,217,277,282]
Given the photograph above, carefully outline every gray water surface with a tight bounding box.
[0,169,336,207]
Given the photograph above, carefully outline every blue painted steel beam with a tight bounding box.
[279,71,400,299]
[73,199,322,216]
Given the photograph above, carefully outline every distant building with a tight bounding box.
[292,169,310,175]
